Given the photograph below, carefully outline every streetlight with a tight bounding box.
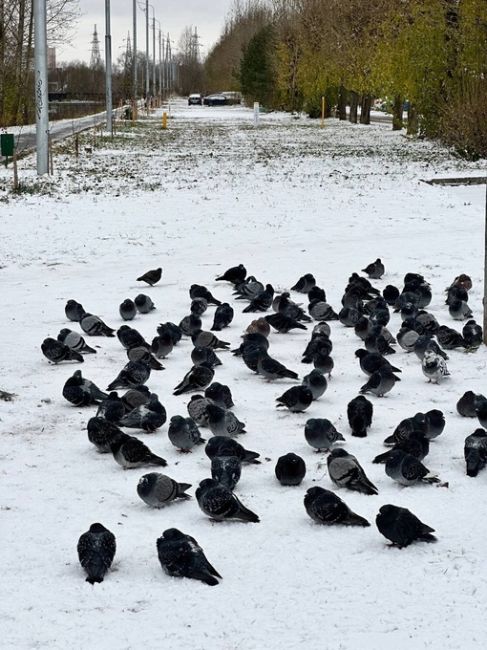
[105,0,113,136]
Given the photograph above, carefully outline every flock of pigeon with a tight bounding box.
[40,260,486,586]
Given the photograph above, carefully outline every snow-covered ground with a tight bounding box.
[1,101,486,650]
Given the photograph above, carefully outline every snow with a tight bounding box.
[1,100,486,649]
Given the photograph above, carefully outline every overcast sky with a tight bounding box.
[56,0,234,64]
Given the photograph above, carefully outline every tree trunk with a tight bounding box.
[360,95,372,124]
[338,85,347,120]
[0,0,4,122]
[392,95,403,130]
[349,91,358,123]
[407,103,418,136]
[22,2,34,124]
[13,0,26,123]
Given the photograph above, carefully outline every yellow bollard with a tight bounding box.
[162,112,168,130]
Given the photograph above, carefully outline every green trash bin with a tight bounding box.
[1,133,14,157]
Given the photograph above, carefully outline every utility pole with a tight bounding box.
[152,16,156,98]
[105,0,113,136]
[158,29,162,99]
[484,181,487,344]
[145,0,149,101]
[34,0,49,175]
[132,0,137,107]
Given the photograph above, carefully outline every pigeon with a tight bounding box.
[383,285,400,306]
[110,435,167,468]
[245,318,271,337]
[190,298,208,317]
[234,276,264,300]
[376,505,436,547]
[448,273,472,292]
[413,335,448,361]
[312,353,334,376]
[187,395,212,427]
[448,299,473,321]
[302,334,333,362]
[362,258,385,279]
[107,361,151,390]
[168,415,204,451]
[189,284,221,306]
[385,449,440,486]
[464,429,487,477]
[446,284,469,305]
[302,369,327,400]
[257,354,298,380]
[239,344,266,373]
[476,399,487,428]
[309,286,327,303]
[397,325,420,352]
[436,325,466,350]
[196,479,260,523]
[211,456,242,490]
[41,338,83,364]
[424,409,445,439]
[234,332,270,356]
[415,311,439,334]
[383,413,428,446]
[96,392,126,422]
[137,267,162,286]
[354,316,372,341]
[80,313,115,337]
[120,394,167,432]
[211,303,234,331]
[63,370,108,406]
[192,330,230,350]
[355,350,401,376]
[347,395,373,437]
[127,346,164,371]
[119,299,136,321]
[265,313,307,333]
[308,300,339,321]
[216,264,247,284]
[156,528,222,586]
[339,306,363,328]
[173,363,214,396]
[359,367,400,397]
[117,325,149,350]
[275,453,306,486]
[304,487,370,527]
[373,431,430,464]
[65,299,86,322]
[457,391,485,417]
[365,333,395,356]
[276,386,313,412]
[57,329,96,354]
[242,284,274,313]
[87,417,126,453]
[304,418,345,451]
[134,294,156,313]
[77,523,116,584]
[179,314,202,337]
[161,322,182,345]
[151,334,174,359]
[191,346,222,368]
[291,273,316,293]
[121,385,151,412]
[206,403,246,437]
[205,436,260,464]
[327,448,378,495]
[422,350,450,384]
[205,382,234,409]
[463,320,483,351]
[137,473,191,507]
[275,292,312,322]
[312,322,331,337]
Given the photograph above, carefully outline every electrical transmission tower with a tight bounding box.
[90,25,102,69]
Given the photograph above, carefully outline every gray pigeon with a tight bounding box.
[302,369,327,400]
[457,391,485,417]
[119,299,136,321]
[304,487,370,527]
[179,314,202,337]
[192,330,230,350]
[65,299,85,322]
[187,395,212,427]
[464,429,487,477]
[211,303,234,331]
[385,449,440,486]
[360,367,400,397]
[127,346,164,370]
[134,294,155,313]
[168,415,205,451]
[191,346,222,368]
[96,392,125,422]
[63,370,108,406]
[151,334,174,359]
[397,326,420,352]
[173,363,214,396]
[422,350,450,384]
[119,394,167,432]
[211,456,242,490]
[204,382,234,409]
[308,300,339,321]
[304,418,344,451]
[327,448,378,495]
[80,313,115,337]
[257,353,298,380]
[107,361,151,390]
[156,528,222,586]
[376,505,436,547]
[121,385,151,412]
[206,403,246,437]
[191,298,208,317]
[117,325,149,349]
[77,523,116,584]
[276,386,313,412]
[137,267,162,286]
[448,299,473,321]
[362,258,385,279]
[196,478,260,523]
[205,436,260,464]
[41,338,83,364]
[110,435,167,469]
[137,473,191,507]
[87,417,125,453]
[57,329,96,354]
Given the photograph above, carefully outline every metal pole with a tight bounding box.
[145,0,149,100]
[484,181,487,344]
[132,0,137,104]
[105,0,113,136]
[34,0,49,175]
[158,29,162,99]
[152,17,156,99]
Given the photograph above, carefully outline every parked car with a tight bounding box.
[203,94,227,107]
[221,91,242,105]
[188,93,203,106]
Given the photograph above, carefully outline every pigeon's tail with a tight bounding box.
[422,473,440,484]
[372,450,391,464]
[389,365,402,374]
[295,322,308,331]
[350,415,367,438]
[82,343,97,354]
[173,382,191,396]
[236,502,260,523]
[328,312,339,321]
[149,357,165,371]
[301,356,313,364]
[282,369,298,380]
[85,575,104,584]
[231,347,242,356]
[93,388,110,403]
[177,483,192,499]
[243,450,261,464]
[344,511,370,527]
[358,479,379,496]
[466,450,482,477]
[418,525,437,543]
[211,323,223,332]
[196,571,220,586]
[149,453,167,467]
[100,325,115,337]
[196,437,206,445]
[215,341,230,350]
[107,380,122,391]
[69,350,84,363]
[382,434,396,446]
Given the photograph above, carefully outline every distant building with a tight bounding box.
[48,47,56,71]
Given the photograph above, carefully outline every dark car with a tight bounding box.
[203,94,227,107]
[188,94,203,106]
